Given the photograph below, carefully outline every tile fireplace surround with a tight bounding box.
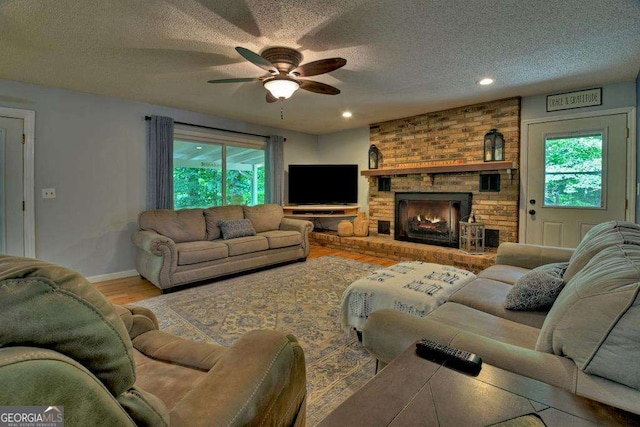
[365,97,521,246]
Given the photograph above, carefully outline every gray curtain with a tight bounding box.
[146,115,174,209]
[265,135,285,205]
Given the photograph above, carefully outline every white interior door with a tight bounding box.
[0,116,25,256]
[525,113,628,248]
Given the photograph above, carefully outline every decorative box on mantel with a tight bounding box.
[459,221,485,254]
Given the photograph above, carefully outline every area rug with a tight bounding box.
[134,256,382,426]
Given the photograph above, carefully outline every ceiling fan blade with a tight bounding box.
[207,77,260,84]
[266,92,279,103]
[235,47,278,74]
[291,58,346,77]
[299,80,341,95]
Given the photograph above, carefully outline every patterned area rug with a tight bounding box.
[135,256,382,426]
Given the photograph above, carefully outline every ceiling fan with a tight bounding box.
[208,47,346,102]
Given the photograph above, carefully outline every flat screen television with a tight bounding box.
[288,164,358,205]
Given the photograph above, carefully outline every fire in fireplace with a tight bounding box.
[395,192,472,247]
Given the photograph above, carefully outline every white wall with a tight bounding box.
[311,126,370,229]
[0,78,317,277]
[316,126,370,210]
[3,76,633,276]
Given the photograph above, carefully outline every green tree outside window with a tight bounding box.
[544,134,603,208]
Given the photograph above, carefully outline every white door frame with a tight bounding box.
[520,107,637,243]
[0,107,35,257]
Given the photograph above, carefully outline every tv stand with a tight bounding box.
[283,205,360,219]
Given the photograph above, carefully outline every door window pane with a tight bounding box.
[173,140,223,208]
[225,146,265,206]
[543,133,603,208]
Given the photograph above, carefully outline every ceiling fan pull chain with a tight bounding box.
[280,99,284,120]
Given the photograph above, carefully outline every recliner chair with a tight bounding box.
[0,255,307,426]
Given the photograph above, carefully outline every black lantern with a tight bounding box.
[368,144,380,169]
[483,129,504,162]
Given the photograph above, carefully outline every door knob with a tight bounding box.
[529,199,536,205]
[528,209,536,215]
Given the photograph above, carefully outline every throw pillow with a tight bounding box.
[504,262,569,311]
[217,219,256,240]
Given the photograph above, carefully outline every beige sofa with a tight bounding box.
[363,220,640,414]
[132,204,313,292]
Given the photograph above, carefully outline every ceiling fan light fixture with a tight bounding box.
[264,78,300,99]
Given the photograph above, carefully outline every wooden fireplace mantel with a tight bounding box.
[361,161,518,177]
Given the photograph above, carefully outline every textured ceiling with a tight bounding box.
[0,0,639,135]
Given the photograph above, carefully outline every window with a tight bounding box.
[225,145,265,206]
[173,129,265,209]
[543,132,604,208]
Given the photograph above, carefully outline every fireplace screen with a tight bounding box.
[395,192,472,247]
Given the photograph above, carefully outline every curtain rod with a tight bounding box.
[145,116,270,139]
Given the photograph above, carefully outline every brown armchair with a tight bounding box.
[0,255,306,426]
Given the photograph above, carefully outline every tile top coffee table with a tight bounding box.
[317,342,640,426]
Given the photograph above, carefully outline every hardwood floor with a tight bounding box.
[95,245,397,305]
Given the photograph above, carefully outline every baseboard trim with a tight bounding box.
[87,269,139,283]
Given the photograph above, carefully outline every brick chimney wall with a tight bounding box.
[367,97,521,245]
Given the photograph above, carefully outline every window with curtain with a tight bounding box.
[173,128,266,209]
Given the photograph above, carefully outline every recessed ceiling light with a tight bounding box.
[196,146,203,150]
[478,78,494,86]
[342,111,353,118]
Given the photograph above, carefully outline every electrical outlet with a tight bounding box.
[42,188,56,199]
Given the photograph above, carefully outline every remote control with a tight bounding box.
[415,339,482,375]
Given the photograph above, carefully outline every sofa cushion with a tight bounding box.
[258,230,302,249]
[425,302,541,350]
[224,236,269,256]
[204,205,244,240]
[563,220,640,282]
[448,278,548,329]
[504,262,568,311]
[139,209,206,243]
[243,204,284,233]
[477,264,530,285]
[536,244,640,390]
[218,219,257,240]
[175,241,229,265]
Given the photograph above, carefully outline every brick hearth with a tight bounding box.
[310,232,495,274]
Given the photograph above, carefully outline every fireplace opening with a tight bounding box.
[395,192,472,247]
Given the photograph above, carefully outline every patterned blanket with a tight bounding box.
[340,261,477,332]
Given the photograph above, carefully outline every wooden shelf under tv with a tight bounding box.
[361,161,518,177]
[283,205,360,219]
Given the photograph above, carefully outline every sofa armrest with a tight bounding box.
[170,329,306,427]
[280,218,314,257]
[131,230,177,289]
[495,242,574,269]
[131,230,175,255]
[114,304,160,340]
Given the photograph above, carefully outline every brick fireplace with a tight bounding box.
[366,97,521,248]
